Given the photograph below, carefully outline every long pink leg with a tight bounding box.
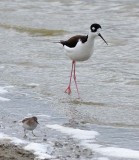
[73,61,80,98]
[65,61,74,95]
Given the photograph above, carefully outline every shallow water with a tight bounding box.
[0,0,139,159]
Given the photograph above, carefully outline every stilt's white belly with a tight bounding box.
[64,40,94,61]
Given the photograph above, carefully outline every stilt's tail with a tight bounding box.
[53,41,61,43]
[53,40,65,46]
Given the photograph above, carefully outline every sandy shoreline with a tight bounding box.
[0,132,94,160]
[0,141,34,160]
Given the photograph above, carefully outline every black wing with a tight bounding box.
[60,35,88,48]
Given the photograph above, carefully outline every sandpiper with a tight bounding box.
[22,116,39,137]
[57,23,108,98]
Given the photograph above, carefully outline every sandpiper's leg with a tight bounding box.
[32,131,36,137]
[65,61,75,95]
[73,61,80,98]
[23,129,27,138]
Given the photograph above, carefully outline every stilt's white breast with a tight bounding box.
[64,36,95,61]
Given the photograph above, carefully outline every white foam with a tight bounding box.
[24,143,53,159]
[0,133,53,159]
[46,124,139,159]
[0,86,11,101]
[37,114,51,118]
[95,146,139,159]
[0,66,5,69]
[47,124,99,140]
[97,158,110,160]
[26,83,40,87]
[0,96,10,101]
[0,86,8,94]
[0,133,26,145]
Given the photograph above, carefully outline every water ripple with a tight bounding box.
[0,23,68,36]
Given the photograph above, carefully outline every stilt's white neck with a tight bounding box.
[87,31,97,47]
[88,30,98,40]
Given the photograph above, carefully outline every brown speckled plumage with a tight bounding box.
[22,116,39,137]
[22,116,38,126]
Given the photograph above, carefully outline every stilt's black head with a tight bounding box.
[90,23,101,32]
[90,23,108,45]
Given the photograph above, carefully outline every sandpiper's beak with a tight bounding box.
[36,120,39,124]
[98,33,108,45]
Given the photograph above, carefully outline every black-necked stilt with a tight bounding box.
[22,116,39,137]
[58,23,108,98]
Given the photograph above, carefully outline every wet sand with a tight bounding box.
[0,141,34,160]
[0,132,94,160]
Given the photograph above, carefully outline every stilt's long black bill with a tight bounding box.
[98,33,108,45]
